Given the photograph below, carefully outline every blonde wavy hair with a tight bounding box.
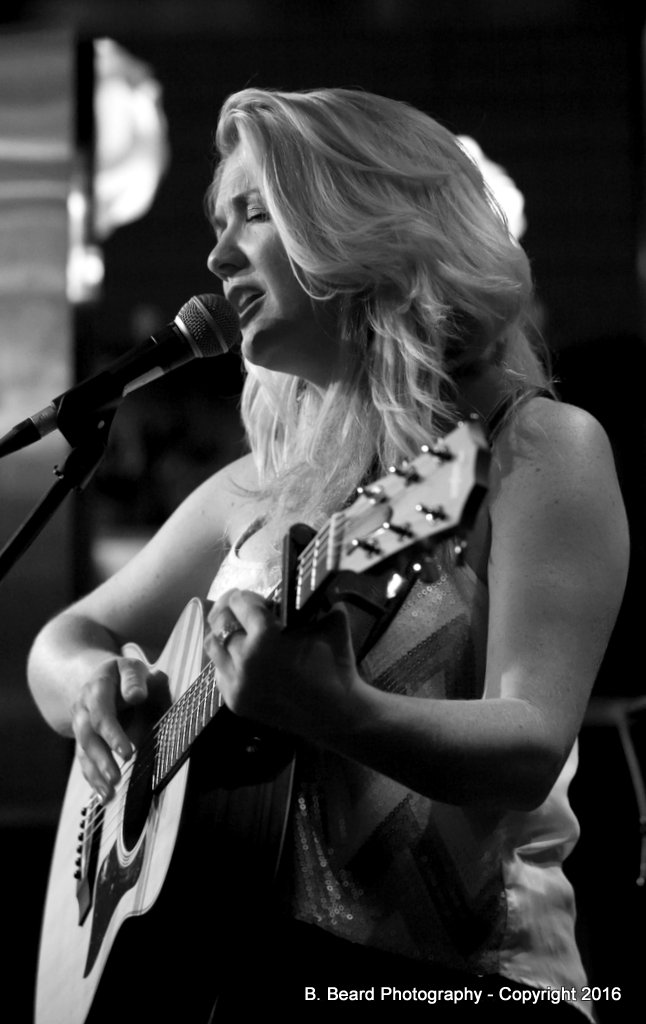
[207,87,551,537]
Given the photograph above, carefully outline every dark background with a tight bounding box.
[0,2,645,1021]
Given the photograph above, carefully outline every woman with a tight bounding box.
[28,88,628,1020]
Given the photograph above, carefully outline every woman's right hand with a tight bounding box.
[70,656,166,802]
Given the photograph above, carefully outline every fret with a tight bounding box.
[294,519,336,613]
[152,726,161,789]
[183,675,201,748]
[179,695,190,758]
[160,709,170,773]
[295,552,307,611]
[199,673,209,732]
[153,717,168,789]
[188,695,198,745]
[311,532,323,595]
[208,665,220,718]
[193,678,203,735]
[171,699,182,768]
[186,682,199,747]
[163,716,172,776]
[151,660,223,792]
[309,533,319,594]
[329,511,345,570]
[198,673,211,732]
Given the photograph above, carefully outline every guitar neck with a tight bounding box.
[152,661,219,792]
[150,418,489,789]
[148,538,322,792]
[148,517,342,790]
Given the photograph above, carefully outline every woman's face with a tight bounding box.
[208,142,344,386]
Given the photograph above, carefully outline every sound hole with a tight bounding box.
[122,748,154,851]
[119,694,168,852]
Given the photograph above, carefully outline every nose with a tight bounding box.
[207,232,247,281]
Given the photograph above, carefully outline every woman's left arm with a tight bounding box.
[473,399,630,805]
[209,400,629,811]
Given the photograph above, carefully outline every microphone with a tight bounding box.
[0,294,240,455]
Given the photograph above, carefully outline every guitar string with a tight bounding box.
[78,508,363,851]
[75,525,328,851]
[73,442,465,856]
[76,444,455,854]
[79,661,218,848]
[118,515,326,784]
[76,493,392,851]
[79,663,229,851]
[80,614,281,848]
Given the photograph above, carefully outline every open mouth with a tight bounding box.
[238,292,264,323]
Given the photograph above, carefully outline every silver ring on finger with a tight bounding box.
[215,616,245,649]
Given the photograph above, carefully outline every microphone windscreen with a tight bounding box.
[177,294,241,356]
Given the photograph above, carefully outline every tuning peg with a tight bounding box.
[356,484,386,504]
[415,503,448,522]
[350,537,383,556]
[382,520,415,539]
[421,442,453,462]
[387,462,421,483]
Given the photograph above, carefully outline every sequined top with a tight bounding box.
[207,532,593,1018]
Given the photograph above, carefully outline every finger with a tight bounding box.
[209,608,245,648]
[73,704,123,799]
[118,657,150,705]
[77,662,136,759]
[207,588,243,626]
[208,589,273,655]
[203,629,220,662]
[227,589,275,638]
[319,602,352,636]
[208,632,230,673]
[147,669,171,711]
[204,628,241,663]
[76,745,113,803]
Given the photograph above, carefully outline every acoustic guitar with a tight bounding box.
[35,418,489,1023]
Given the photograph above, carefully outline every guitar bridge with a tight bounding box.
[74,799,103,925]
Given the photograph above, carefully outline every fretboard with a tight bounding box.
[151,661,220,791]
[292,511,347,612]
[148,513,349,791]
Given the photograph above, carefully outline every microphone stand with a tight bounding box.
[0,411,116,584]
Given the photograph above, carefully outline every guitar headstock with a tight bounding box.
[336,417,490,575]
[284,417,490,621]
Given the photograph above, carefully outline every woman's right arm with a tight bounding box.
[27,453,257,798]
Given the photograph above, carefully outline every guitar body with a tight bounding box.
[35,598,295,1024]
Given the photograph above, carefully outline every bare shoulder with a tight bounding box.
[490,396,627,523]
[489,396,629,585]
[494,396,616,475]
[67,452,261,648]
[188,450,259,538]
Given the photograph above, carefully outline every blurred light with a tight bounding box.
[66,181,104,302]
[66,39,169,303]
[93,39,170,239]
[458,135,527,241]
